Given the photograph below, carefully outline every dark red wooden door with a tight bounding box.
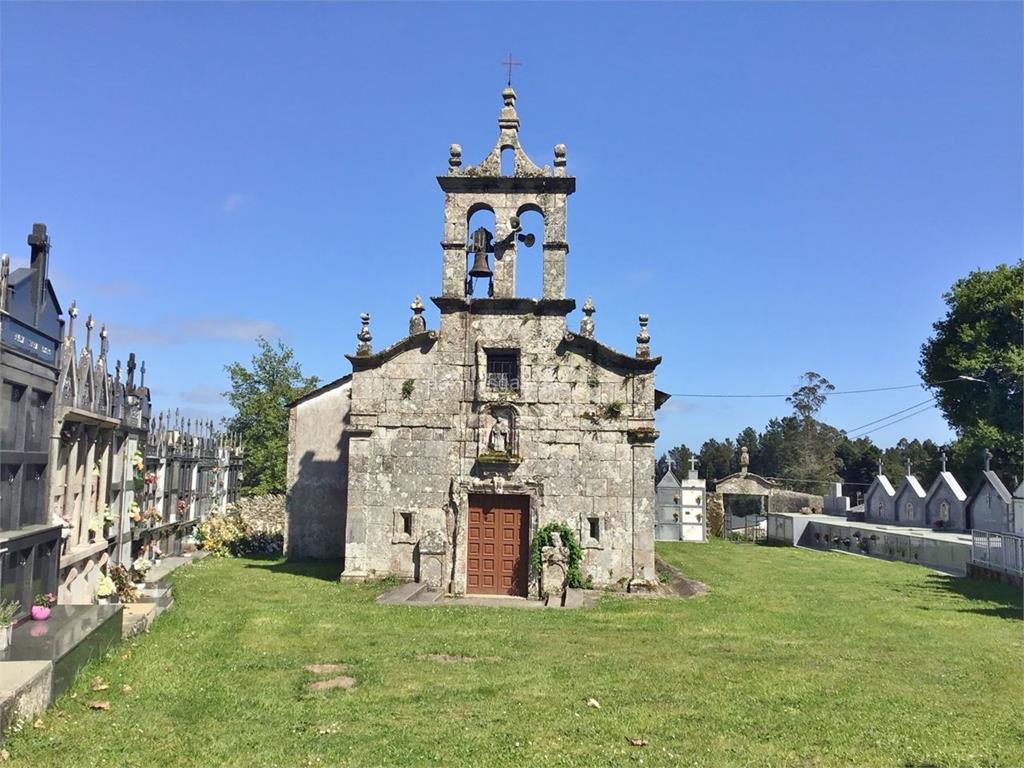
[467,495,529,596]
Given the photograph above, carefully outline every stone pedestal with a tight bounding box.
[540,534,569,601]
[417,529,447,591]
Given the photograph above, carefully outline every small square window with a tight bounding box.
[400,512,413,536]
[588,516,600,542]
[486,351,519,391]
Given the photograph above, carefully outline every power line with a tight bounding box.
[667,377,964,399]
[847,402,938,439]
[842,396,937,435]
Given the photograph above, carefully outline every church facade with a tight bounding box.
[286,87,667,596]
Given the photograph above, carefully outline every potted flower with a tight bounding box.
[96,572,116,604]
[0,599,20,652]
[31,593,56,621]
[150,543,163,566]
[88,511,100,543]
[103,506,115,537]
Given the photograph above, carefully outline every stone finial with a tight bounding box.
[84,314,95,352]
[877,458,883,476]
[635,314,650,358]
[554,144,566,168]
[355,312,372,356]
[740,446,750,475]
[140,360,146,387]
[983,448,992,472]
[906,458,912,476]
[98,325,108,361]
[448,144,462,170]
[940,451,947,472]
[0,253,9,312]
[114,359,122,385]
[66,301,78,343]
[499,86,520,131]
[580,297,596,338]
[409,296,426,335]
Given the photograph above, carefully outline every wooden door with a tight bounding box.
[467,494,528,596]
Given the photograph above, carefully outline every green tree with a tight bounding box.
[920,261,1023,478]
[835,436,881,502]
[700,438,736,482]
[224,337,320,495]
[780,372,840,492]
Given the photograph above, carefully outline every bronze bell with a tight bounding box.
[468,226,493,278]
[469,249,492,278]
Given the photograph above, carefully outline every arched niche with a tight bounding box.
[514,205,545,299]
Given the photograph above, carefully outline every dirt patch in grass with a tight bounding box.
[417,654,500,663]
[307,676,357,691]
[651,555,709,598]
[304,663,350,675]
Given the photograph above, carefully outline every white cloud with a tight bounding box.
[182,316,285,342]
[222,192,255,213]
[660,400,696,415]
[180,385,226,405]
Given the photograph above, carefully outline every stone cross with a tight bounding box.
[983,448,992,472]
[140,360,146,387]
[689,456,699,473]
[114,359,121,385]
[356,313,373,356]
[906,458,912,476]
[635,314,650,358]
[409,296,426,335]
[877,458,883,476]
[940,451,947,472]
[580,297,595,338]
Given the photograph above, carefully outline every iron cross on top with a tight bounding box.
[502,53,522,86]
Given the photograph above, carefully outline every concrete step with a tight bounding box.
[0,660,52,739]
[5,606,123,700]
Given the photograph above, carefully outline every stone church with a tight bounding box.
[286,87,667,596]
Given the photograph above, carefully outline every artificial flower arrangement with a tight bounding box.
[108,564,138,603]
[177,499,187,513]
[143,507,162,523]
[130,557,152,583]
[143,471,157,486]
[103,505,115,525]
[133,450,145,473]
[150,543,163,562]
[33,593,56,608]
[129,500,142,524]
[96,572,116,600]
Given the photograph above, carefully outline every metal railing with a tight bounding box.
[971,530,1024,576]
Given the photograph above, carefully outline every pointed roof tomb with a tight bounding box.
[864,461,896,522]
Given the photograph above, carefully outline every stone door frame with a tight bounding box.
[451,477,545,596]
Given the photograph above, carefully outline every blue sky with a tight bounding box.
[2,2,1020,455]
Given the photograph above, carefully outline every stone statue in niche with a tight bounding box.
[488,410,512,454]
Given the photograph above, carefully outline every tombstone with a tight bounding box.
[967,456,1013,533]
[417,529,447,590]
[893,475,926,526]
[822,483,850,517]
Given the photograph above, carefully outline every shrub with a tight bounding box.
[197,512,283,557]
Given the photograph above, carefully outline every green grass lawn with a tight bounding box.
[6,541,1022,767]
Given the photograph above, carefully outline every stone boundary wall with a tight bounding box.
[770,490,825,515]
[233,494,286,534]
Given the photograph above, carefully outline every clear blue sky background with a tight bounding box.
[2,2,1020,457]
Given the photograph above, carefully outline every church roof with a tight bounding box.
[287,373,352,409]
[926,471,967,502]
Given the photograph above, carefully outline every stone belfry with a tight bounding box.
[439,87,573,300]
